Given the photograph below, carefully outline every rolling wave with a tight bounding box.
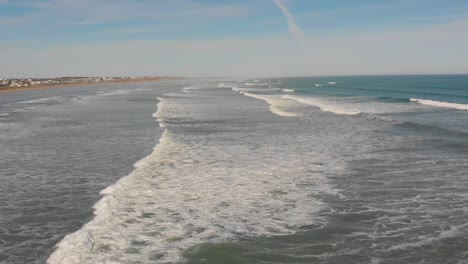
[410,98,468,110]
[281,88,295,93]
[396,120,468,139]
[48,89,333,264]
[242,92,300,117]
[282,95,361,115]
[18,96,63,104]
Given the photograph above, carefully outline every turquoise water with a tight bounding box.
[279,75,468,104]
[267,75,468,135]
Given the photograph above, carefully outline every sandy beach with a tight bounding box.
[0,77,176,94]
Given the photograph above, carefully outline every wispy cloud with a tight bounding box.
[273,0,304,40]
[1,0,467,77]
[3,19,467,78]
[1,0,253,30]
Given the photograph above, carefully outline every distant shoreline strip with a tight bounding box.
[0,77,180,93]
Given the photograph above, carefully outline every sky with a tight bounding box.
[1,0,467,78]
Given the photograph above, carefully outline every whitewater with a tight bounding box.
[2,76,468,264]
[48,83,341,263]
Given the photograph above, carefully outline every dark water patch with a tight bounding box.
[375,96,410,103]
[389,121,468,152]
[186,243,250,264]
[186,241,324,264]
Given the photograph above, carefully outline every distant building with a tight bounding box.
[9,81,22,87]
[25,79,41,86]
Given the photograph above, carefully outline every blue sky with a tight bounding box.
[1,0,467,77]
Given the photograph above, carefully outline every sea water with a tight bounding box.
[1,75,467,264]
[0,82,179,263]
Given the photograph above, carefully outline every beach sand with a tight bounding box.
[0,77,177,93]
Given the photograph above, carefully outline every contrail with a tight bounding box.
[274,0,304,40]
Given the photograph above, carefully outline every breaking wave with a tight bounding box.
[410,98,468,110]
[240,92,300,117]
[282,95,361,115]
[281,89,295,93]
[47,89,331,264]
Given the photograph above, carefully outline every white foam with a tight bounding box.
[48,130,182,264]
[386,222,468,252]
[18,96,62,104]
[231,86,241,92]
[410,98,468,111]
[153,97,166,127]
[48,84,366,264]
[284,95,429,116]
[315,84,324,87]
[230,86,300,117]
[232,87,280,93]
[184,85,217,91]
[243,82,270,88]
[328,82,337,85]
[97,89,133,96]
[182,86,197,91]
[242,92,301,117]
[152,96,192,128]
[283,95,361,115]
[100,88,153,96]
[281,89,295,93]
[48,98,333,263]
[217,83,233,88]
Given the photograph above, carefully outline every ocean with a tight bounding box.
[0,75,467,264]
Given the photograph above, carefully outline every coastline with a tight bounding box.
[0,77,179,94]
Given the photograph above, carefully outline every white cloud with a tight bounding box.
[273,0,304,41]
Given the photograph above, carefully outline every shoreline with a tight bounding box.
[0,77,178,94]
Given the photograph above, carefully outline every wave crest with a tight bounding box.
[410,98,468,110]
[241,92,301,117]
[282,95,361,115]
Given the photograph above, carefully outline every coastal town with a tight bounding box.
[0,76,177,90]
